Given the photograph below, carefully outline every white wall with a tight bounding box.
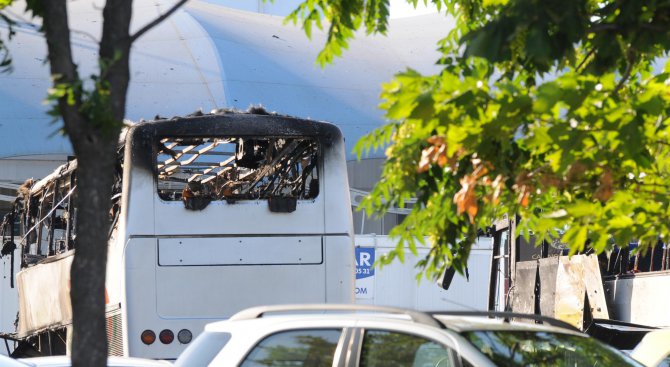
[354,235,493,311]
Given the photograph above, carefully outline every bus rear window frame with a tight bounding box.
[153,135,322,206]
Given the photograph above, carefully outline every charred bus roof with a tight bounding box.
[127,108,341,143]
[21,108,343,196]
[124,108,342,173]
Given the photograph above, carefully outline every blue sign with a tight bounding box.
[355,247,375,280]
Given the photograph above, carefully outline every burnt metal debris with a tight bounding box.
[157,136,319,211]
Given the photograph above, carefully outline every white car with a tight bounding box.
[0,355,172,367]
[0,354,29,367]
[174,304,642,367]
[631,329,670,367]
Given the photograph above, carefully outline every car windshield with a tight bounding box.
[461,330,643,367]
[174,331,231,367]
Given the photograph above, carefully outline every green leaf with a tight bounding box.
[566,201,598,217]
[409,92,435,120]
[544,209,568,219]
[525,26,552,65]
[609,215,634,229]
[563,225,588,254]
[533,82,562,114]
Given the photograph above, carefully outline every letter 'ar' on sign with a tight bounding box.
[355,248,375,280]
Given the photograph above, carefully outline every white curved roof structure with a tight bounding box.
[0,0,448,161]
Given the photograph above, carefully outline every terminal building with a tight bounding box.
[0,0,449,234]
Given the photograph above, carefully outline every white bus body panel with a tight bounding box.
[324,236,355,303]
[123,235,353,358]
[154,200,326,236]
[16,255,73,337]
[16,236,125,340]
[322,144,354,235]
[158,236,324,266]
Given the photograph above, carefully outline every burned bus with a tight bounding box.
[0,109,355,359]
[487,215,669,349]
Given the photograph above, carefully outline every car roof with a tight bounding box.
[204,304,583,337]
[433,315,584,335]
[0,354,31,367]
[18,356,172,367]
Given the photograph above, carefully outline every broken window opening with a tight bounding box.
[156,137,320,210]
[19,174,78,266]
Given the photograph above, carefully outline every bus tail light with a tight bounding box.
[177,329,192,344]
[141,330,156,345]
[159,329,174,344]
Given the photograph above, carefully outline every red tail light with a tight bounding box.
[141,330,156,345]
[159,329,174,344]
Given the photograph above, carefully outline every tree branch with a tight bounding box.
[40,0,85,144]
[129,0,188,43]
[634,182,670,189]
[639,23,668,32]
[576,47,596,72]
[612,52,635,95]
[100,0,133,122]
[634,189,670,196]
[588,23,620,33]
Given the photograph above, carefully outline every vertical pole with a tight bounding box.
[65,175,74,251]
[35,195,44,256]
[487,230,500,311]
[360,209,365,235]
[509,215,519,309]
[9,209,14,288]
[48,180,59,256]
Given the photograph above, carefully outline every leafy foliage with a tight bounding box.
[0,1,15,73]
[293,0,670,278]
[46,56,124,137]
[46,76,120,135]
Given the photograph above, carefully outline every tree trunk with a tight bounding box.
[69,141,117,367]
[41,1,131,366]
[38,1,186,364]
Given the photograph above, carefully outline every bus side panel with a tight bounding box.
[324,235,355,303]
[16,255,73,337]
